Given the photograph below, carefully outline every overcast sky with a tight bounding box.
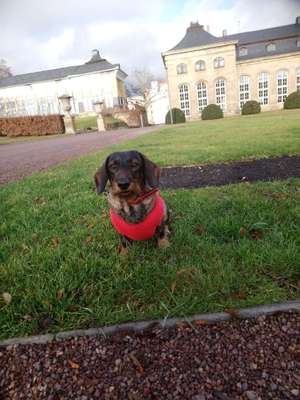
[1,0,299,79]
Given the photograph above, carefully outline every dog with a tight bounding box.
[94,151,170,254]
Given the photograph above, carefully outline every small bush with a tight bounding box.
[0,115,65,137]
[284,91,300,109]
[201,104,223,120]
[165,108,186,124]
[242,100,261,115]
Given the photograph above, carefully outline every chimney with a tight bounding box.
[206,25,210,32]
[188,21,204,31]
[92,49,100,57]
[222,29,227,37]
[296,16,300,24]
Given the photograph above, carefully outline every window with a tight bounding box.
[297,68,300,91]
[240,75,250,108]
[239,47,248,56]
[195,60,206,71]
[214,57,225,68]
[215,79,226,111]
[78,101,85,113]
[297,39,300,47]
[258,72,269,105]
[277,70,288,103]
[178,84,190,116]
[177,63,187,74]
[266,43,276,52]
[197,81,208,112]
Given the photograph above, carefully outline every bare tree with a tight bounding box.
[130,67,156,96]
[0,59,12,79]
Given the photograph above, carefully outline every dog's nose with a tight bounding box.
[118,181,130,190]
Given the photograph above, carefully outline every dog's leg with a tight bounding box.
[118,235,132,256]
[156,212,171,249]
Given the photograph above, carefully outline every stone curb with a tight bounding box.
[1,300,299,347]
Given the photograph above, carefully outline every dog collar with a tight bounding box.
[127,188,159,205]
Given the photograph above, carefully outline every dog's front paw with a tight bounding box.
[158,238,170,249]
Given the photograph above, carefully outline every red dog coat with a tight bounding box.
[110,192,165,241]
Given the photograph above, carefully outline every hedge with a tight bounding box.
[284,91,300,109]
[0,115,65,137]
[201,104,223,120]
[165,108,186,124]
[242,100,261,115]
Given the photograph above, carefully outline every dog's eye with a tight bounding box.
[109,163,118,171]
[130,161,140,169]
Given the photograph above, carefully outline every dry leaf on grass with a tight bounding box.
[230,291,247,300]
[56,289,64,300]
[2,292,12,305]
[239,227,246,237]
[250,229,263,240]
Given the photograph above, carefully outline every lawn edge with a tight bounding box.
[1,300,299,347]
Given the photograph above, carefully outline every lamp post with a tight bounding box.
[58,95,75,134]
[93,101,106,132]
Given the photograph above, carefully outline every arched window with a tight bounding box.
[277,70,288,103]
[258,72,269,105]
[239,47,248,57]
[240,75,250,108]
[214,57,225,69]
[197,81,208,112]
[178,84,190,116]
[195,60,206,71]
[297,68,300,91]
[215,79,226,111]
[177,63,187,74]
[266,43,276,52]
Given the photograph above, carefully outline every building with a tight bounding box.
[0,50,127,117]
[162,18,300,119]
[145,81,170,125]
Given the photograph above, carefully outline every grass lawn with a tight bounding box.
[74,115,123,130]
[0,109,299,340]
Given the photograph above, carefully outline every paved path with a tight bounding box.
[0,126,161,185]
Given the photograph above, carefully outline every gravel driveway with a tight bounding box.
[0,126,160,185]
[1,311,299,399]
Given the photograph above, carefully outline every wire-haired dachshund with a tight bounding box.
[94,151,170,255]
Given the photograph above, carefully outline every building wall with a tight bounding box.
[145,81,170,125]
[164,44,300,119]
[0,69,125,117]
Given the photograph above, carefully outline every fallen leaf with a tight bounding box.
[171,281,176,293]
[51,236,61,247]
[56,289,64,300]
[193,319,209,326]
[176,320,187,329]
[250,229,263,240]
[23,314,33,321]
[68,360,80,369]
[271,193,287,201]
[231,291,247,300]
[194,224,206,235]
[224,308,239,319]
[129,353,144,374]
[35,196,46,205]
[66,304,79,312]
[2,292,12,305]
[85,235,93,245]
[239,227,246,237]
[21,243,30,252]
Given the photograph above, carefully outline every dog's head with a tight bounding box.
[94,151,160,198]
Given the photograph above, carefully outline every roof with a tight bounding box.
[166,20,300,60]
[0,50,127,89]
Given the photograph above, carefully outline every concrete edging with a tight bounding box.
[1,300,299,347]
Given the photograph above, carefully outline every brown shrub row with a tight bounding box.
[0,115,65,137]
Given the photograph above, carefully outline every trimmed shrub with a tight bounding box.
[241,100,261,115]
[0,114,65,137]
[165,108,186,124]
[284,91,300,109]
[201,104,223,120]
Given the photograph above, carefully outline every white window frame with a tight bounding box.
[179,84,190,117]
[258,72,269,105]
[177,63,187,75]
[215,79,226,111]
[239,47,248,57]
[266,43,276,52]
[197,81,208,112]
[195,60,206,71]
[239,75,250,108]
[297,68,300,91]
[277,70,288,103]
[214,57,225,69]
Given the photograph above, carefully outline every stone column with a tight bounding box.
[93,101,106,132]
[58,95,75,134]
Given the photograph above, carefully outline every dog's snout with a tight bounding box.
[118,181,130,190]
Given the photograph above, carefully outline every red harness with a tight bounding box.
[109,190,165,241]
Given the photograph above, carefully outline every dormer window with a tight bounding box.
[297,39,300,47]
[195,60,206,71]
[214,57,225,68]
[177,63,187,74]
[266,43,276,52]
[239,47,248,56]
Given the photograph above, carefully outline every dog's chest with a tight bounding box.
[107,193,155,223]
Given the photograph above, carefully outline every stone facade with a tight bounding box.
[162,20,300,119]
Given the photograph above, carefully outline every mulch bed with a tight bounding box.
[160,156,300,189]
[1,311,299,399]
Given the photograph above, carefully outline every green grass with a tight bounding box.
[0,109,300,339]
[74,115,123,130]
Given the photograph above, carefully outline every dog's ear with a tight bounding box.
[94,157,109,194]
[139,153,160,188]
